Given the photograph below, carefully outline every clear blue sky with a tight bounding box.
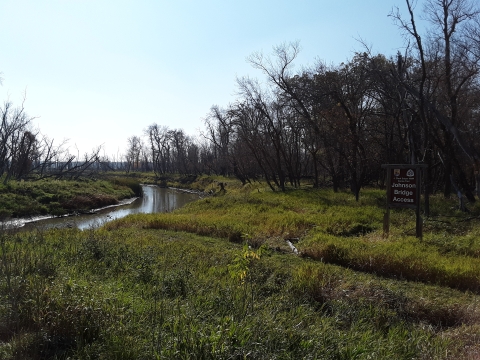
[0,0,425,158]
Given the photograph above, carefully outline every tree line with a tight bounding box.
[3,0,480,204]
[0,95,112,183]
[132,0,480,202]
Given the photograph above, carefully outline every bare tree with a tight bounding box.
[204,106,235,176]
[391,0,480,202]
[0,100,35,183]
[125,136,143,172]
[146,124,173,175]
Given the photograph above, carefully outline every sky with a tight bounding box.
[0,0,426,159]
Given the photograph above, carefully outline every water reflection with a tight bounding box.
[20,185,199,231]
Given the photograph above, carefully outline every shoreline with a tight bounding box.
[0,185,203,230]
[0,196,139,230]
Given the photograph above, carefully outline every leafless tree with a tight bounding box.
[391,0,480,201]
[125,136,143,172]
[0,100,35,183]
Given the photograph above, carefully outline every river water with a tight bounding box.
[13,185,200,231]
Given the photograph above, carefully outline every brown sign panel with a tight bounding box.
[388,167,417,207]
[382,164,426,238]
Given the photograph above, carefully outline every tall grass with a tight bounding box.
[1,225,471,359]
[105,185,480,293]
[1,180,480,358]
[299,233,480,292]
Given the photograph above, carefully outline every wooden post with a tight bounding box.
[416,167,422,239]
[383,165,392,238]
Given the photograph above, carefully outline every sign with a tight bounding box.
[389,167,417,207]
[382,164,427,238]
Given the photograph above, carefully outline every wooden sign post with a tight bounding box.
[382,164,427,238]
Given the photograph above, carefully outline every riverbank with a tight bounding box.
[0,173,212,229]
[4,185,201,231]
[0,176,141,220]
[1,178,480,358]
[107,172,232,194]
[0,196,139,230]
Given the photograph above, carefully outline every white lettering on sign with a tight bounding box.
[393,189,413,196]
[392,197,414,203]
[392,183,416,188]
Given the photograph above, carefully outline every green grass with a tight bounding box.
[1,178,480,358]
[0,177,138,218]
[299,233,480,292]
[1,226,472,359]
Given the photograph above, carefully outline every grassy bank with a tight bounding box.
[107,172,232,193]
[0,177,141,219]
[1,177,480,358]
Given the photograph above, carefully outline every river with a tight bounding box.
[12,185,200,231]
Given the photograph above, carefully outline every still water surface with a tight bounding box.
[21,185,200,231]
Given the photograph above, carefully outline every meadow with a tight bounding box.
[1,176,479,359]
